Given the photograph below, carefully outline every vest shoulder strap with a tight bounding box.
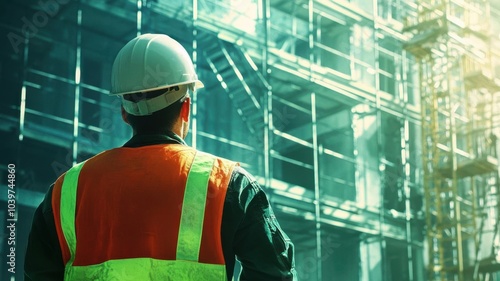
[177,152,214,261]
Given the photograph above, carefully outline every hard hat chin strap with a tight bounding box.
[121,88,188,116]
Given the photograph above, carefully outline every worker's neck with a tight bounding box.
[132,126,184,140]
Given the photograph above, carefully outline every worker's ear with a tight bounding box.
[121,106,130,124]
[180,97,191,122]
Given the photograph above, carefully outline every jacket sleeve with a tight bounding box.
[222,167,298,281]
[24,185,65,281]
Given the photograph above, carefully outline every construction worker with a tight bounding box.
[25,34,297,280]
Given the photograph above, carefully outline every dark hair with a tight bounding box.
[123,86,187,134]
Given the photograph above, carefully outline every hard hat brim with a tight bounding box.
[110,80,204,96]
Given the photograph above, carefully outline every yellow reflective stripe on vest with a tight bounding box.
[65,258,226,281]
[177,152,214,261]
[60,161,85,267]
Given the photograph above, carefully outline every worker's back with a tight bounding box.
[51,144,237,280]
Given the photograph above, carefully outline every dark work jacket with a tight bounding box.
[24,133,297,281]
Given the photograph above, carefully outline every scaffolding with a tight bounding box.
[404,0,500,280]
[0,0,433,280]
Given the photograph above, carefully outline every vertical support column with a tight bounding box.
[191,0,199,149]
[403,119,414,281]
[19,33,30,142]
[401,49,414,281]
[447,37,464,281]
[377,120,388,281]
[316,14,321,66]
[450,104,464,281]
[261,0,272,187]
[373,1,388,278]
[136,0,143,36]
[308,0,314,68]
[308,1,321,280]
[419,58,436,281]
[311,92,322,281]
[72,4,82,166]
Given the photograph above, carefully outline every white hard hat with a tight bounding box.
[110,34,203,115]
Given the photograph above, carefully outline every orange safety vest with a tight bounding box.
[51,144,238,280]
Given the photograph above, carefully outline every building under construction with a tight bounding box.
[0,0,499,280]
